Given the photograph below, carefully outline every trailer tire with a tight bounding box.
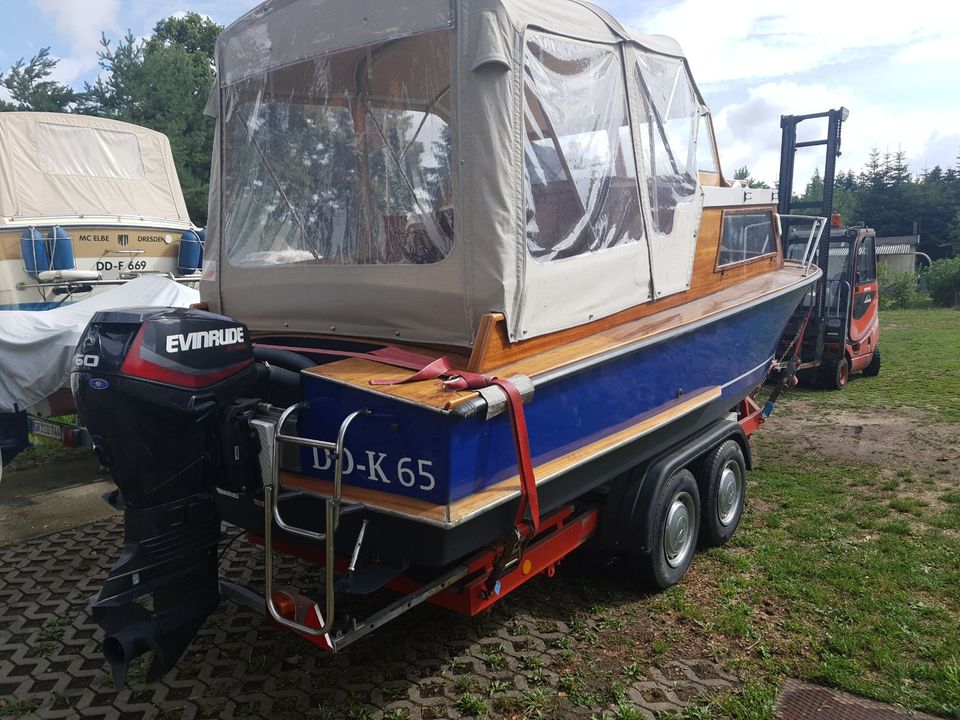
[820,357,848,390]
[637,468,700,590]
[697,440,746,547]
[862,346,881,377]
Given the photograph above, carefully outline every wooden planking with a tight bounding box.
[250,330,471,365]
[0,227,182,261]
[281,470,452,523]
[478,263,807,381]
[468,207,783,372]
[301,356,476,411]
[279,386,722,528]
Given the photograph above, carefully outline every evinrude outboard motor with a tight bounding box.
[71,307,259,686]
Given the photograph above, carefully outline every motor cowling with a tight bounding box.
[71,307,260,686]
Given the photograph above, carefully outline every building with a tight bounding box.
[876,235,921,273]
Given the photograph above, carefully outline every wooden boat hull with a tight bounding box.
[297,273,814,509]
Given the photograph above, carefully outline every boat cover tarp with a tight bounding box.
[0,276,199,412]
[202,0,707,346]
[0,112,191,225]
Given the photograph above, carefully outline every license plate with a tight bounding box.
[30,418,64,441]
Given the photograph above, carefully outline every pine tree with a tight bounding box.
[0,48,82,111]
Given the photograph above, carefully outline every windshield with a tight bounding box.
[222,29,455,267]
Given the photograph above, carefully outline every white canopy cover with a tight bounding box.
[203,0,709,346]
[0,276,199,412]
[0,112,191,225]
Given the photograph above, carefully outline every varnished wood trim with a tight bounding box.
[301,357,476,412]
[281,471,452,523]
[713,207,781,273]
[468,206,784,372]
[300,263,814,412]
[279,386,722,528]
[467,312,506,373]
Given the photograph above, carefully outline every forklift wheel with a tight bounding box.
[820,357,849,390]
[862,347,881,377]
[637,469,700,590]
[696,440,746,547]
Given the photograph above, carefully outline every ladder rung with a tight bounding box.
[796,140,828,148]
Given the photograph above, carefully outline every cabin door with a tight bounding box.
[848,234,879,367]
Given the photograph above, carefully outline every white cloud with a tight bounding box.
[31,0,121,83]
[713,82,960,186]
[622,0,960,87]
[601,0,960,178]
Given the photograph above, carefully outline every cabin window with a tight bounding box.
[522,32,644,263]
[857,236,876,283]
[36,123,145,181]
[222,29,455,267]
[634,55,698,235]
[718,211,776,266]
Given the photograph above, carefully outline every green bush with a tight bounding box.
[877,264,918,310]
[923,257,960,307]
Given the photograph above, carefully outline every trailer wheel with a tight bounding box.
[862,346,881,377]
[638,469,700,589]
[820,357,848,390]
[697,440,746,547]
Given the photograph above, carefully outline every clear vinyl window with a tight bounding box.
[718,211,776,266]
[223,29,455,267]
[522,32,644,263]
[697,113,719,175]
[635,54,698,235]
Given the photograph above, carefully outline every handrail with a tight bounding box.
[776,213,827,276]
[264,403,368,638]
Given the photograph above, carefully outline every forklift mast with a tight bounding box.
[778,108,847,275]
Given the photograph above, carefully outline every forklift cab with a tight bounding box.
[783,225,880,388]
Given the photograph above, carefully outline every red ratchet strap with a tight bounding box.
[255,341,541,535]
[377,366,539,535]
[491,378,540,535]
[370,359,540,535]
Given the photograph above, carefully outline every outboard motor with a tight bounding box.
[71,307,259,686]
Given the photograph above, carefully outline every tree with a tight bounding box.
[733,165,770,189]
[147,13,219,61]
[85,14,222,225]
[0,48,82,112]
[948,210,960,252]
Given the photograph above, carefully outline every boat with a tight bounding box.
[0,112,206,463]
[70,0,823,686]
[0,112,204,311]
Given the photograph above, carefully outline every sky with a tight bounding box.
[1,0,958,186]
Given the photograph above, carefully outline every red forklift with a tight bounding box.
[776,108,881,390]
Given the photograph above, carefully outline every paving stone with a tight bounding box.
[0,516,739,718]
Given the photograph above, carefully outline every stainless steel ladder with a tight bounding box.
[262,402,366,639]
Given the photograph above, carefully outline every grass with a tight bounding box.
[5,413,91,471]
[563,307,960,719]
[791,308,960,422]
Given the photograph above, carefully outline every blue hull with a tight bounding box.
[0,301,64,311]
[299,283,808,505]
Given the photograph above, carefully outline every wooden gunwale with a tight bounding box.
[301,260,810,411]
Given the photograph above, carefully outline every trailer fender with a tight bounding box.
[611,419,750,556]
